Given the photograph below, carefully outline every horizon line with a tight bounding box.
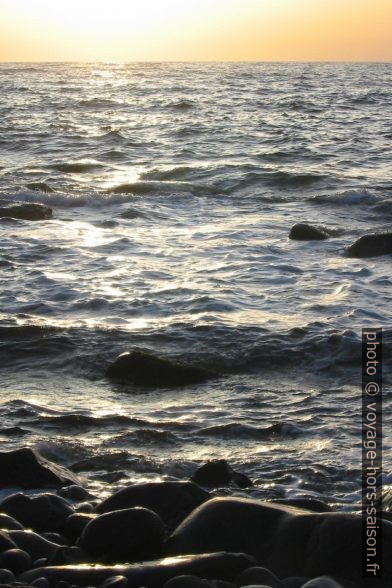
[1,59,391,64]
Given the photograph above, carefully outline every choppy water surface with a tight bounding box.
[0,63,391,506]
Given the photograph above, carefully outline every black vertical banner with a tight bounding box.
[362,328,383,580]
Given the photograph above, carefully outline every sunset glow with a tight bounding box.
[0,0,391,61]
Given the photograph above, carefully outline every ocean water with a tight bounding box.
[0,62,391,507]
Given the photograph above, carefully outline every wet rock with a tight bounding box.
[235,567,283,588]
[271,498,332,513]
[64,513,96,542]
[301,578,343,588]
[96,481,210,531]
[0,514,24,531]
[0,569,16,584]
[0,448,81,489]
[47,546,87,566]
[106,350,217,388]
[25,182,55,193]
[102,576,128,588]
[0,493,73,533]
[282,578,309,588]
[166,497,392,584]
[41,532,69,546]
[191,461,253,489]
[289,223,329,241]
[0,548,32,574]
[80,507,165,562]
[74,502,94,513]
[9,530,60,560]
[0,201,52,221]
[163,576,214,588]
[0,531,17,552]
[20,552,256,588]
[347,232,392,258]
[31,578,50,588]
[58,485,92,503]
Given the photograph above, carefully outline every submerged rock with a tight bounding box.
[191,460,253,489]
[96,481,210,531]
[106,351,217,387]
[347,232,392,258]
[0,201,52,220]
[25,182,55,193]
[80,507,165,562]
[20,552,256,587]
[166,497,392,584]
[0,448,81,489]
[0,493,73,533]
[289,223,330,240]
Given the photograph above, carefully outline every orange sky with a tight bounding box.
[0,0,391,61]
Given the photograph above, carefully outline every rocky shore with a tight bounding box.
[0,448,391,588]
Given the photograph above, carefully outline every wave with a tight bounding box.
[308,189,379,206]
[50,161,105,173]
[197,422,304,440]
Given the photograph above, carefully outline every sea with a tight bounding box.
[0,62,391,507]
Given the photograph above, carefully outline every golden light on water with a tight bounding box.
[0,0,391,61]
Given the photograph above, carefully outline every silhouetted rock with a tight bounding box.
[0,568,16,584]
[0,513,24,530]
[347,232,392,258]
[0,530,17,552]
[96,481,210,531]
[0,548,32,574]
[64,513,96,542]
[0,448,81,489]
[80,507,165,562]
[191,461,253,489]
[163,575,214,588]
[301,578,343,588]
[106,351,217,388]
[166,497,392,584]
[271,498,332,513]
[0,493,73,533]
[282,577,309,588]
[58,485,92,502]
[235,567,283,588]
[20,552,256,587]
[9,530,60,560]
[0,201,52,221]
[289,223,329,241]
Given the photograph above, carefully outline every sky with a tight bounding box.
[0,0,391,62]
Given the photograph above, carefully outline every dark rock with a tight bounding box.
[96,481,210,531]
[282,578,309,588]
[0,569,16,584]
[80,507,165,562]
[235,567,283,588]
[58,486,92,503]
[166,497,392,584]
[41,533,69,546]
[31,578,50,588]
[9,530,60,560]
[191,461,253,489]
[102,576,128,588]
[20,552,256,588]
[163,576,214,588]
[64,513,96,542]
[212,582,236,588]
[47,546,87,566]
[0,548,32,574]
[74,502,94,513]
[26,182,55,193]
[0,448,80,489]
[0,202,52,221]
[0,531,17,553]
[289,223,329,241]
[347,232,392,258]
[301,579,343,588]
[0,513,24,531]
[271,498,332,513]
[0,493,73,533]
[106,351,217,388]
[33,558,48,569]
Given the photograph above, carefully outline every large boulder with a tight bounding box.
[0,493,73,533]
[0,530,17,553]
[96,481,210,531]
[80,507,165,562]
[20,552,256,588]
[166,497,392,585]
[0,201,52,221]
[289,223,329,240]
[347,233,392,258]
[0,513,24,530]
[9,530,60,560]
[191,461,253,489]
[106,351,217,387]
[0,448,81,489]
